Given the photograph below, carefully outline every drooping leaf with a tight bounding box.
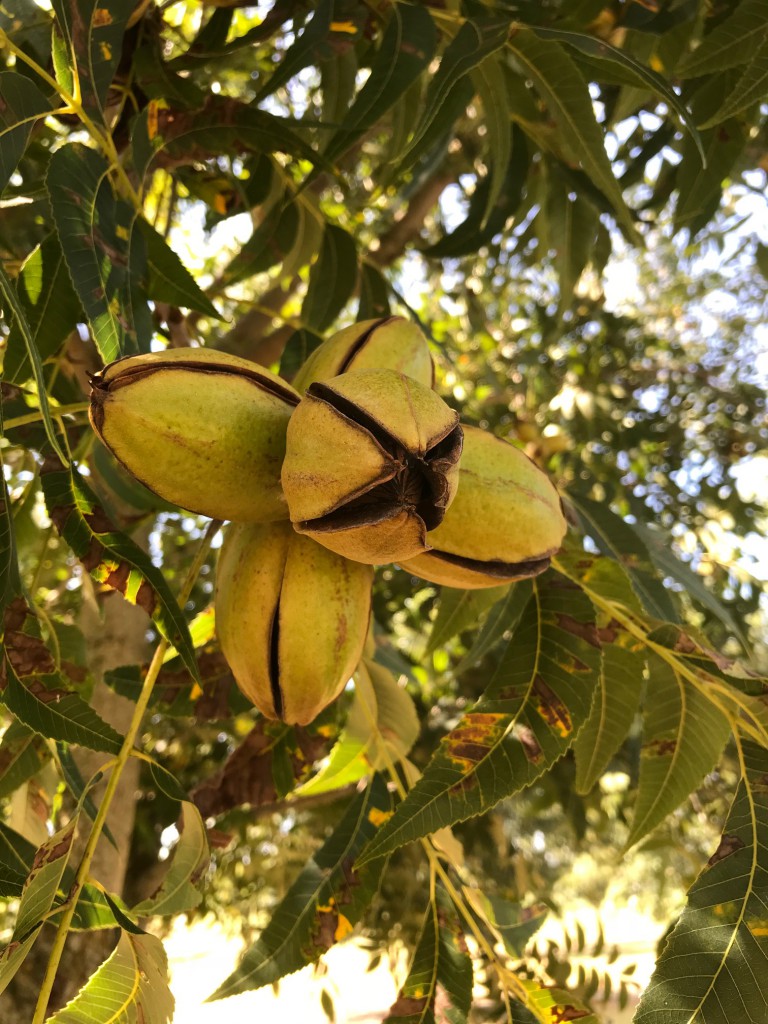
[699,35,768,126]
[673,116,748,236]
[507,29,640,243]
[12,817,77,941]
[678,0,768,78]
[132,802,209,917]
[279,327,325,382]
[301,223,359,332]
[136,217,221,319]
[50,0,132,121]
[255,0,333,102]
[208,774,392,999]
[218,198,300,289]
[324,4,438,164]
[532,26,704,163]
[358,263,391,320]
[55,741,116,847]
[67,885,142,934]
[626,654,731,849]
[384,885,472,1024]
[41,462,199,682]
[46,929,174,1023]
[0,263,69,464]
[366,660,420,767]
[463,889,548,958]
[0,71,52,194]
[0,927,40,997]
[635,740,768,1024]
[0,398,22,616]
[471,53,512,228]
[0,822,37,898]
[544,175,600,313]
[2,232,84,385]
[568,493,678,622]
[47,143,144,363]
[573,637,645,793]
[403,14,511,163]
[454,581,533,675]
[427,584,510,656]
[359,575,601,864]
[1,656,122,753]
[0,720,50,800]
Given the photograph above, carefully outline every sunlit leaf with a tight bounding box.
[41,463,199,682]
[384,884,472,1024]
[46,929,174,1023]
[573,637,645,794]
[635,740,768,1024]
[13,816,77,941]
[132,802,209,917]
[626,654,731,849]
[0,71,52,194]
[47,144,144,363]
[515,977,599,1023]
[359,575,601,863]
[507,29,640,243]
[208,774,391,999]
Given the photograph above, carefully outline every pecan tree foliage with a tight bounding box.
[1,1,768,1022]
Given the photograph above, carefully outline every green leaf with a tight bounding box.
[67,886,142,933]
[218,198,300,289]
[366,660,420,767]
[532,26,705,164]
[427,584,510,656]
[55,742,116,847]
[626,654,731,849]
[136,218,222,319]
[403,15,511,163]
[679,0,768,78]
[0,71,52,194]
[635,740,768,1024]
[132,802,209,916]
[544,175,600,313]
[46,929,174,1023]
[50,0,132,120]
[507,29,640,243]
[359,575,601,864]
[573,638,645,794]
[568,493,679,621]
[47,144,144,363]
[358,263,391,320]
[632,522,749,647]
[13,817,77,941]
[279,327,325,381]
[208,774,392,999]
[0,401,22,615]
[554,545,647,619]
[254,0,334,102]
[0,263,69,464]
[302,223,358,332]
[2,657,122,753]
[516,978,599,1024]
[454,581,533,675]
[673,117,748,236]
[384,885,472,1024]
[699,35,768,126]
[41,463,199,683]
[471,54,512,228]
[464,890,548,958]
[0,927,40,997]
[324,4,438,164]
[0,720,50,800]
[3,232,84,385]
[0,822,36,898]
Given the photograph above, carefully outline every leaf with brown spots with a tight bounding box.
[514,979,598,1023]
[208,775,391,999]
[41,461,199,684]
[359,573,601,865]
[12,817,77,943]
[384,884,472,1024]
[626,653,730,850]
[636,741,768,1024]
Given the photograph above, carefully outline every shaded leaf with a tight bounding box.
[46,929,174,1023]
[324,4,438,164]
[280,325,325,380]
[302,223,358,332]
[132,802,209,916]
[13,817,77,941]
[55,741,116,847]
[47,143,143,363]
[359,575,601,863]
[569,490,678,623]
[626,654,731,849]
[0,821,37,898]
[358,263,391,320]
[544,177,600,313]
[41,462,199,682]
[137,217,222,319]
[679,0,768,77]
[573,638,645,793]
[471,54,512,228]
[385,885,472,1024]
[0,720,51,800]
[3,232,84,385]
[0,71,52,194]
[427,584,510,656]
[218,198,300,289]
[0,263,69,464]
[255,0,334,102]
[454,581,533,675]
[673,117,748,236]
[464,889,548,958]
[0,927,40,997]
[553,546,646,618]
[635,740,768,1024]
[700,35,768,126]
[2,656,122,753]
[208,774,392,999]
[0,400,22,616]
[516,978,598,1023]
[507,29,640,243]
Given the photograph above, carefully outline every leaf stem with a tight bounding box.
[3,403,91,432]
[31,519,221,1024]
